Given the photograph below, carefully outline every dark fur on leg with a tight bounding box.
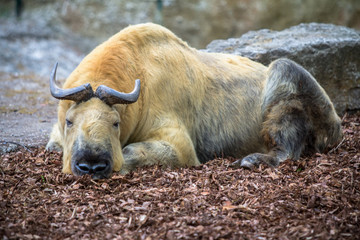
[233,58,341,169]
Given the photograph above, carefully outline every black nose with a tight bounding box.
[76,161,109,174]
[71,148,112,179]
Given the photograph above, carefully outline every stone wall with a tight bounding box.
[206,23,360,115]
[1,0,359,50]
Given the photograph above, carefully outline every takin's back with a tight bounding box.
[121,24,270,162]
[139,50,269,162]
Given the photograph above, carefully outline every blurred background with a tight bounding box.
[0,0,359,150]
[1,0,359,76]
[1,0,359,51]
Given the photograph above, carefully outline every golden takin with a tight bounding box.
[46,23,342,179]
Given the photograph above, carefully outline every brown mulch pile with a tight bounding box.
[1,113,359,240]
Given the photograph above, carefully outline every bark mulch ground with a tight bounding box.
[1,113,359,239]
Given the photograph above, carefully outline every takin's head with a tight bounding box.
[49,63,141,179]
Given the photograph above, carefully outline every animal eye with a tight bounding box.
[66,119,73,127]
[113,122,119,128]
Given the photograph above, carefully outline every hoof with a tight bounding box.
[230,158,255,169]
[239,159,256,169]
[231,153,264,169]
[45,141,62,152]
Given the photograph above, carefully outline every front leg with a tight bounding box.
[46,123,63,152]
[120,127,200,174]
[120,141,178,174]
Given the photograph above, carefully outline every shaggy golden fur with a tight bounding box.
[47,23,342,177]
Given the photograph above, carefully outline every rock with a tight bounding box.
[206,23,360,115]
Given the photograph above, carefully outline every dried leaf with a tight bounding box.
[1,113,359,239]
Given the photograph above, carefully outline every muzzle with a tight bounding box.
[71,141,113,179]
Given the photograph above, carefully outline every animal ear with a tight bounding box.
[95,79,141,106]
[49,63,95,102]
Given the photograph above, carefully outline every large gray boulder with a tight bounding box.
[206,23,360,115]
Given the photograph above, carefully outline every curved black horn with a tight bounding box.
[95,79,141,106]
[50,62,94,102]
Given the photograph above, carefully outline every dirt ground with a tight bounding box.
[0,21,84,153]
[0,113,359,239]
[0,72,57,153]
[0,67,80,154]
